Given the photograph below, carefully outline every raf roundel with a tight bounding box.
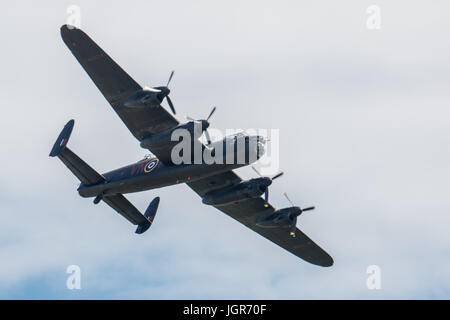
[144,159,159,173]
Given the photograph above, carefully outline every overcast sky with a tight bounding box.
[1,1,449,299]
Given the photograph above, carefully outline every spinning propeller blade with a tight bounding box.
[185,106,217,150]
[251,165,262,176]
[204,130,212,146]
[282,191,316,236]
[271,172,284,180]
[207,106,216,121]
[159,70,176,115]
[167,70,175,87]
[282,191,294,207]
[166,95,176,115]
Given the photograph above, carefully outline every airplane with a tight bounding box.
[50,24,333,267]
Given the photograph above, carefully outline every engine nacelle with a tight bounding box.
[202,177,272,206]
[256,207,301,228]
[124,87,162,108]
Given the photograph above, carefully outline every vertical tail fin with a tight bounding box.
[135,197,160,234]
[49,119,74,157]
[50,120,105,185]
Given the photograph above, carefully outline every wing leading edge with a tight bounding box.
[187,171,333,267]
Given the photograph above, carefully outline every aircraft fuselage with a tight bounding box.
[78,136,263,197]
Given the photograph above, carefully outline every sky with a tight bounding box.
[1,1,449,299]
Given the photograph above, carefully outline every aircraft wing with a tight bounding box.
[102,194,148,226]
[187,171,334,267]
[60,25,179,162]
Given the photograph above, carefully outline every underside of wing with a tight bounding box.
[60,25,179,142]
[102,194,148,226]
[187,170,242,196]
[187,171,333,267]
[216,197,333,267]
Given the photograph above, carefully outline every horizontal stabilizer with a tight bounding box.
[50,120,157,233]
[136,197,160,234]
[50,120,104,185]
[102,194,149,226]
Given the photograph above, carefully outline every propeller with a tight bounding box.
[282,192,315,237]
[154,70,176,115]
[165,70,176,115]
[185,106,217,149]
[166,70,175,87]
[251,166,284,207]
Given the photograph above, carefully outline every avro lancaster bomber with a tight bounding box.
[50,25,333,267]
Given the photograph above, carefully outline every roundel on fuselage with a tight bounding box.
[144,158,159,173]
